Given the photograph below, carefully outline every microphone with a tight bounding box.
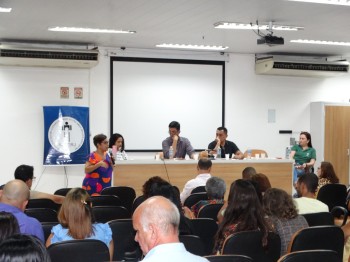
[108,148,115,165]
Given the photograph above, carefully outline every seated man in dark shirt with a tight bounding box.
[208,127,244,159]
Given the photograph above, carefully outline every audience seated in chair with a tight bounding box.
[242,167,256,180]
[0,234,51,262]
[251,173,271,196]
[213,179,271,254]
[293,173,328,214]
[45,188,114,261]
[132,196,209,262]
[184,177,225,219]
[180,158,212,204]
[263,188,308,256]
[316,161,339,195]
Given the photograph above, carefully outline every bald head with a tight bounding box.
[1,180,30,210]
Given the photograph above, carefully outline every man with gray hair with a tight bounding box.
[132,196,208,262]
[0,180,44,242]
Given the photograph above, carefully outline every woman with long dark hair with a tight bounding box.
[213,179,271,254]
[316,161,339,193]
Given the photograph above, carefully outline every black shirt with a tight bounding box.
[208,140,240,158]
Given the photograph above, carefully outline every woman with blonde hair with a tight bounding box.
[46,188,113,260]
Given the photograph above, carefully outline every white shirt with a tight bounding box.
[293,197,329,214]
[142,242,208,262]
[180,173,211,204]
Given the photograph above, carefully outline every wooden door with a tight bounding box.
[324,106,350,185]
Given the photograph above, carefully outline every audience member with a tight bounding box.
[0,180,44,242]
[147,180,193,235]
[208,127,244,159]
[263,188,308,256]
[132,196,209,262]
[162,121,195,159]
[242,166,256,180]
[82,134,113,196]
[46,188,113,260]
[251,173,272,195]
[0,211,20,243]
[14,164,65,204]
[213,179,271,254]
[290,131,316,183]
[142,176,167,199]
[316,161,339,194]
[184,176,226,219]
[294,173,328,214]
[0,234,51,262]
[180,158,212,204]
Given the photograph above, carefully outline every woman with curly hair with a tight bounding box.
[213,179,271,254]
[316,161,339,193]
[263,188,308,256]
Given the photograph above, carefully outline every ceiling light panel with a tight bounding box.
[214,22,303,31]
[156,43,228,51]
[291,39,350,46]
[48,27,136,34]
[287,0,350,6]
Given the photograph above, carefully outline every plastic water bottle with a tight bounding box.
[247,148,252,159]
[285,146,291,159]
[217,147,221,158]
[169,146,174,159]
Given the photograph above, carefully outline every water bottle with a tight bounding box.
[285,146,291,159]
[169,146,174,159]
[247,148,252,159]
[216,147,221,158]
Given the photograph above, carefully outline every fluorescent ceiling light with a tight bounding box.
[0,7,12,12]
[287,0,350,6]
[291,39,350,46]
[48,27,136,34]
[214,22,303,31]
[156,43,228,51]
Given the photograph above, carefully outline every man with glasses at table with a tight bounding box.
[162,121,195,159]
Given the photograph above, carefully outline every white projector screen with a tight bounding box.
[111,57,225,151]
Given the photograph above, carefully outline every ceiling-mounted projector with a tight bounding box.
[257,35,284,46]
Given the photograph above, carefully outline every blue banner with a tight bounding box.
[43,106,90,165]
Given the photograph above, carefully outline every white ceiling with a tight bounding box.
[1,0,350,58]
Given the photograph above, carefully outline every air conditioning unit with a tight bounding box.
[255,55,349,77]
[0,46,99,68]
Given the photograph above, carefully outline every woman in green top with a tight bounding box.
[290,131,316,183]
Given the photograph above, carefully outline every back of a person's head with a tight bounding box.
[320,161,339,183]
[14,165,34,182]
[206,177,226,199]
[251,173,272,193]
[148,181,182,212]
[58,188,93,239]
[142,176,167,198]
[0,212,20,243]
[242,167,256,180]
[0,234,51,262]
[263,188,298,220]
[1,180,30,208]
[137,196,180,237]
[298,173,318,194]
[198,158,212,171]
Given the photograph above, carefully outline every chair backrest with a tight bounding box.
[54,188,72,196]
[108,219,142,261]
[243,149,268,158]
[90,195,122,207]
[25,208,58,223]
[197,203,223,221]
[288,226,344,259]
[222,231,281,262]
[179,235,207,257]
[41,222,58,242]
[132,195,145,214]
[26,198,61,211]
[317,184,347,210]
[205,255,253,262]
[101,186,136,213]
[183,192,208,208]
[48,239,110,262]
[92,206,130,223]
[190,218,218,255]
[191,186,207,194]
[302,212,334,226]
[278,250,339,262]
